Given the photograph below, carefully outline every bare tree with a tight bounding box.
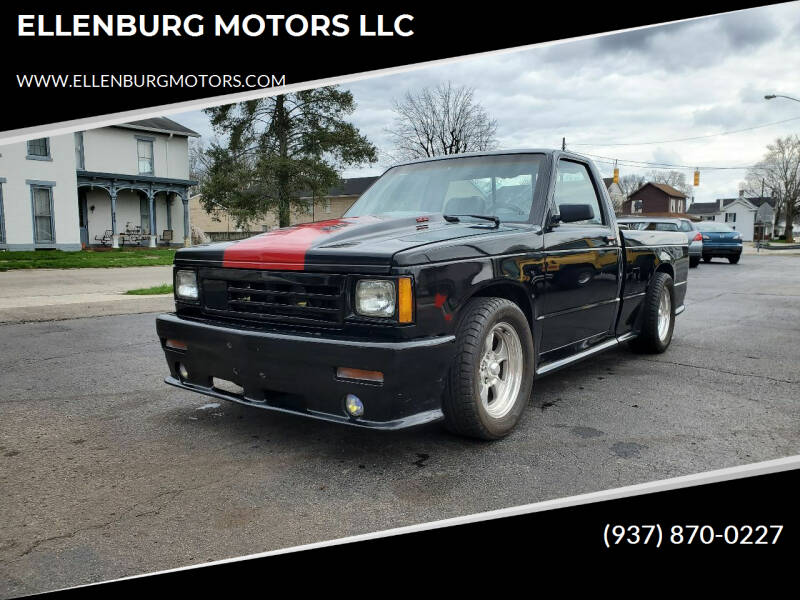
[188,137,208,196]
[617,173,647,199]
[645,169,693,198]
[744,135,800,242]
[387,82,498,161]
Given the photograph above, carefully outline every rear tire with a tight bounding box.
[728,255,740,264]
[630,272,674,354]
[689,256,700,268]
[442,297,534,440]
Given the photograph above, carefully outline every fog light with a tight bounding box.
[178,363,189,379]
[345,394,364,417]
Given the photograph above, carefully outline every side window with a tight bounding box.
[137,138,154,175]
[0,180,5,244]
[679,220,693,232]
[27,137,51,160]
[552,160,605,226]
[653,223,679,231]
[32,185,55,243]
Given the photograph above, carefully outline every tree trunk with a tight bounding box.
[785,200,795,243]
[275,95,291,228]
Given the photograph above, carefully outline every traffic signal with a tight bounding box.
[694,169,700,186]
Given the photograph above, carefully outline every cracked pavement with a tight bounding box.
[1,255,798,596]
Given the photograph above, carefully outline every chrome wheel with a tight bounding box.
[478,322,524,419]
[657,287,671,342]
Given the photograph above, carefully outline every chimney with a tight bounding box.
[718,199,724,211]
[739,189,745,198]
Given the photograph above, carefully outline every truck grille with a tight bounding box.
[200,268,346,327]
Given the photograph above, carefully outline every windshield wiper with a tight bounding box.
[443,214,500,228]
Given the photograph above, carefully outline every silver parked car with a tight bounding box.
[617,217,702,268]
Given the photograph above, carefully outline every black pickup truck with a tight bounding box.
[157,149,688,439]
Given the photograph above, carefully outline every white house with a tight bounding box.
[0,117,199,251]
[687,192,776,241]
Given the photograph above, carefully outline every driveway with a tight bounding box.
[0,254,798,596]
[0,266,173,323]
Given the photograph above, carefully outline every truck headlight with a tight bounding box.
[175,270,199,301]
[355,279,396,318]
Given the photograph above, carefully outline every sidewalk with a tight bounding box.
[742,242,800,256]
[0,266,174,323]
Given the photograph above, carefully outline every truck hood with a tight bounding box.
[176,214,521,273]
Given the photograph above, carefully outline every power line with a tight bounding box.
[576,150,756,171]
[570,115,800,147]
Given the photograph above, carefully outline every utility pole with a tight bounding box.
[562,137,566,151]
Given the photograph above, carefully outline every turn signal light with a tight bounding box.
[398,277,413,323]
[166,338,188,351]
[337,367,384,383]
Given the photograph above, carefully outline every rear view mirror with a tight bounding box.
[558,203,594,223]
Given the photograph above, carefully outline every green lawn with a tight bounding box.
[125,283,174,295]
[0,248,176,270]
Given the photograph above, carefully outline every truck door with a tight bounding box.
[539,159,621,354]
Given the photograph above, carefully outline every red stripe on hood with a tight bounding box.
[222,218,357,270]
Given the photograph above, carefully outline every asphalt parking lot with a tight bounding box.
[1,254,798,596]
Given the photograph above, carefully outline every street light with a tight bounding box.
[764,94,800,103]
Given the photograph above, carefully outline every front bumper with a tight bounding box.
[156,313,455,430]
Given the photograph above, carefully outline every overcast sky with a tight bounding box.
[175,2,800,204]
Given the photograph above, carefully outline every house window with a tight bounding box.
[74,132,85,170]
[137,139,154,175]
[323,198,331,213]
[27,138,51,160]
[0,181,5,244]
[31,185,55,243]
[140,196,151,234]
[725,213,736,223]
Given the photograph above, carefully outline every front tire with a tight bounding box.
[630,272,675,354]
[728,255,740,264]
[689,256,700,268]
[442,297,534,440]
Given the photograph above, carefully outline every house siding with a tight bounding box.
[624,184,686,215]
[0,134,81,250]
[0,123,195,251]
[84,127,190,179]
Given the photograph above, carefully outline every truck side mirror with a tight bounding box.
[547,211,561,229]
[559,203,594,223]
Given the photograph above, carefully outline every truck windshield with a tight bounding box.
[345,154,546,222]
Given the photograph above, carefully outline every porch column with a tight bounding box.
[166,194,173,232]
[110,188,120,248]
[147,188,156,247]
[182,194,190,247]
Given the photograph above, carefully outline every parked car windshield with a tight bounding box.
[697,222,735,232]
[345,154,546,222]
